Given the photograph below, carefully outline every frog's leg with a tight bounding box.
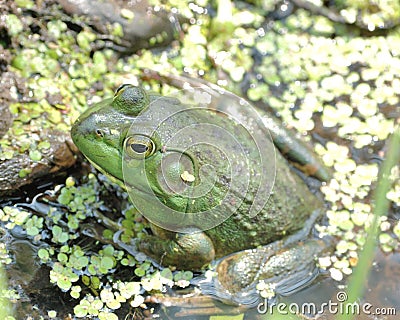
[138,224,215,270]
[146,293,251,318]
[283,207,323,245]
[199,237,333,307]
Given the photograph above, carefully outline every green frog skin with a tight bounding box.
[71,84,326,273]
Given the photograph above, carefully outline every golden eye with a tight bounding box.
[124,135,156,159]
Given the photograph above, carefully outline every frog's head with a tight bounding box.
[71,85,151,185]
[71,84,201,214]
[72,84,258,231]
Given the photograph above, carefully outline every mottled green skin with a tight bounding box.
[71,85,324,270]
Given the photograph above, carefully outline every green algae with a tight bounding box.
[1,0,400,317]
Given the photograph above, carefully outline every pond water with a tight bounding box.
[153,250,399,319]
[1,1,400,319]
[4,217,398,319]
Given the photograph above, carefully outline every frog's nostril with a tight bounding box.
[95,129,104,138]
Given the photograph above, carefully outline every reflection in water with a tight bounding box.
[158,250,399,319]
[260,250,399,320]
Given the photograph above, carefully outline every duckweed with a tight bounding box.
[70,285,82,299]
[52,225,69,244]
[5,14,23,36]
[0,242,12,265]
[379,233,397,252]
[37,248,51,262]
[50,262,80,291]
[130,294,145,308]
[18,168,32,178]
[256,280,276,299]
[24,215,43,236]
[1,1,399,317]
[394,221,400,239]
[73,299,91,318]
[28,149,42,162]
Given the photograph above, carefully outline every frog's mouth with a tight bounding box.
[84,156,127,190]
[123,178,196,231]
[88,153,176,206]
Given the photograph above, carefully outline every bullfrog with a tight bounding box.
[71,80,331,304]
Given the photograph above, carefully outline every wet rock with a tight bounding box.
[59,0,187,53]
[0,130,78,196]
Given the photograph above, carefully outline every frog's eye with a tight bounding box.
[124,135,156,158]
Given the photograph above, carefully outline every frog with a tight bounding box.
[71,81,331,304]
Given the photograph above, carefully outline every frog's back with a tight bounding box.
[149,99,323,257]
[204,147,322,258]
